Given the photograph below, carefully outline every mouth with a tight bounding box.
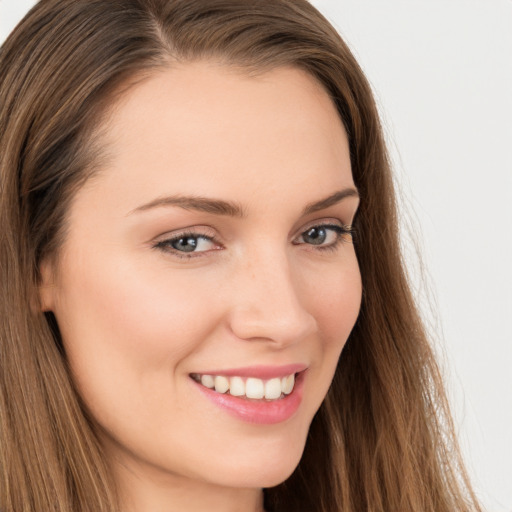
[189,366,307,424]
[190,372,296,400]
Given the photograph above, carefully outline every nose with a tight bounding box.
[226,248,317,347]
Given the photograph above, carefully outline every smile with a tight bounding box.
[189,365,307,424]
[190,373,295,400]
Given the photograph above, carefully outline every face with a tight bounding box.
[41,63,361,502]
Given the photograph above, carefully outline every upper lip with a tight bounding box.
[190,363,307,379]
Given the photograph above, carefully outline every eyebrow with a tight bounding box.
[129,195,245,217]
[129,187,359,218]
[301,188,359,215]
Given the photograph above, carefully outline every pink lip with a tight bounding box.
[191,368,306,425]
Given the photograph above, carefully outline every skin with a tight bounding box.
[40,63,362,512]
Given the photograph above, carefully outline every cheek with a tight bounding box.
[57,253,214,358]
[52,250,222,423]
[301,252,362,391]
[303,251,362,341]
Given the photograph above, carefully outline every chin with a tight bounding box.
[209,431,308,490]
[258,460,301,489]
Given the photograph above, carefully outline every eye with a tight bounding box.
[294,223,353,250]
[154,231,220,257]
[301,226,332,245]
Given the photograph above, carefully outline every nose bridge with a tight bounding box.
[228,245,317,344]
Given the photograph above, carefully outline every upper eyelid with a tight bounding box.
[153,226,218,243]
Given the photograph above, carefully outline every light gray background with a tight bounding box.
[1,1,511,511]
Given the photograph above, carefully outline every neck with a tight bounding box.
[111,452,265,512]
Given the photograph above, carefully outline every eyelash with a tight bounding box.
[153,223,354,259]
[153,230,219,259]
[293,223,354,253]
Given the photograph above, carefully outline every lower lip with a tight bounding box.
[192,372,305,425]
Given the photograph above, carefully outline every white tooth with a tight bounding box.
[245,378,264,399]
[201,375,215,388]
[282,374,295,395]
[230,376,245,396]
[214,375,229,393]
[265,378,282,399]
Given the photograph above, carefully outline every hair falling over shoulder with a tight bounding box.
[0,1,483,511]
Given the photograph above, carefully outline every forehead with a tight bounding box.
[76,62,353,216]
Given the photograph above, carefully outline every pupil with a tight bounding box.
[172,236,198,252]
[305,227,326,245]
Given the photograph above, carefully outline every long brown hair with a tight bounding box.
[0,1,481,511]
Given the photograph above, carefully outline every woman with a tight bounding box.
[0,0,482,511]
